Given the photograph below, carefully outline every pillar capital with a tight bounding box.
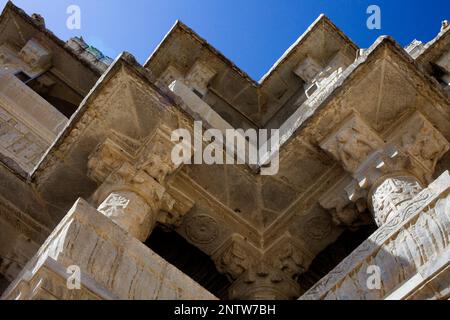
[368,174,423,226]
[86,129,193,241]
[319,112,449,227]
[228,263,301,300]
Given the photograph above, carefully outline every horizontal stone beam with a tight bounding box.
[1,198,217,300]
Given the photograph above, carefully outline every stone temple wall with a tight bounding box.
[0,2,449,300]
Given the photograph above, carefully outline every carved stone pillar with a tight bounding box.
[98,191,153,240]
[319,113,449,229]
[229,265,300,300]
[304,113,450,300]
[301,171,450,300]
[369,174,423,227]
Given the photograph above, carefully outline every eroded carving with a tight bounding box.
[370,175,423,226]
[321,115,384,173]
[394,113,450,175]
[213,236,255,281]
[184,61,216,96]
[185,214,219,244]
[229,263,301,300]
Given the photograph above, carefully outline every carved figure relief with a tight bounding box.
[97,192,130,219]
[321,115,384,173]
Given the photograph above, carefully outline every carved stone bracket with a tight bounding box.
[321,114,384,173]
[87,128,194,241]
[228,263,301,300]
[87,136,135,184]
[136,127,180,184]
[390,112,450,181]
[212,234,259,281]
[319,113,449,228]
[158,187,195,230]
[212,234,312,300]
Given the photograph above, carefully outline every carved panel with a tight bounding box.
[184,214,219,245]
[390,112,449,175]
[300,171,450,300]
[294,56,322,83]
[321,115,384,173]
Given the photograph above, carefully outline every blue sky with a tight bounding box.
[1,0,449,80]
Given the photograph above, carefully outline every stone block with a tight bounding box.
[1,198,217,300]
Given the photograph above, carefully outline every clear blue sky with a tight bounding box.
[1,0,449,80]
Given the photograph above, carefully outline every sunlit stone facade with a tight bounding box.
[0,2,449,300]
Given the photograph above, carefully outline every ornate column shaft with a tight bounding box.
[369,174,423,227]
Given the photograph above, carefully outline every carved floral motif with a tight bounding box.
[213,237,253,280]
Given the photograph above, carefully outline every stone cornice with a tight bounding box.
[144,15,358,87]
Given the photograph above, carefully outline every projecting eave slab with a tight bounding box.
[144,14,359,127]
[258,14,359,84]
[274,35,450,159]
[144,14,358,87]
[30,51,196,182]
